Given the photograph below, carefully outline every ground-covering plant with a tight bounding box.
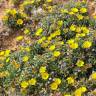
[3,9,29,30]
[0,0,96,96]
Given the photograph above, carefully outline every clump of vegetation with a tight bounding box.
[0,0,96,96]
[3,9,29,30]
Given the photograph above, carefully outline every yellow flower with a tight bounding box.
[67,39,74,44]
[67,77,74,84]
[64,94,71,96]
[39,66,46,73]
[0,51,5,56]
[16,36,23,41]
[74,89,82,96]
[10,9,17,16]
[60,9,68,13]
[69,11,75,15]
[54,30,61,36]
[5,50,10,56]
[22,56,29,62]
[76,60,84,67]
[28,78,36,85]
[23,0,34,6]
[74,86,87,96]
[25,47,30,52]
[54,78,61,85]
[76,34,80,38]
[41,36,46,41]
[46,0,52,3]
[38,39,43,44]
[50,82,58,90]
[80,33,86,37]
[81,27,89,34]
[75,27,81,33]
[77,14,84,20]
[60,41,64,45]
[80,8,87,13]
[6,57,10,63]
[41,72,49,80]
[35,28,43,36]
[47,36,52,41]
[47,6,53,12]
[24,29,30,34]
[82,41,92,48]
[69,42,78,49]
[67,39,78,49]
[49,45,55,51]
[21,81,29,89]
[71,8,78,13]
[17,19,23,25]
[53,51,61,57]
[90,72,96,80]
[57,20,63,27]
[70,25,76,31]
[80,86,87,93]
[41,41,50,48]
[38,37,46,44]
[50,33,57,38]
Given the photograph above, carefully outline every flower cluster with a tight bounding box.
[0,0,96,96]
[3,9,28,30]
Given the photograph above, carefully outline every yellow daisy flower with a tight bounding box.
[41,72,49,80]
[71,8,78,13]
[69,42,78,49]
[39,66,46,73]
[80,86,87,93]
[54,30,61,36]
[49,45,55,51]
[77,14,84,20]
[67,77,74,84]
[16,36,24,41]
[17,19,23,25]
[70,25,76,31]
[22,56,29,62]
[28,78,37,85]
[5,50,10,56]
[80,8,87,13]
[35,28,43,36]
[21,81,29,89]
[53,51,61,57]
[57,20,63,27]
[64,94,71,96]
[46,0,52,3]
[10,9,17,16]
[0,51,5,56]
[82,41,92,48]
[54,78,61,85]
[90,72,96,80]
[24,29,30,34]
[76,60,84,67]
[50,82,58,90]
[67,39,75,44]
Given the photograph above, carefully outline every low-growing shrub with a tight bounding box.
[0,0,96,96]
